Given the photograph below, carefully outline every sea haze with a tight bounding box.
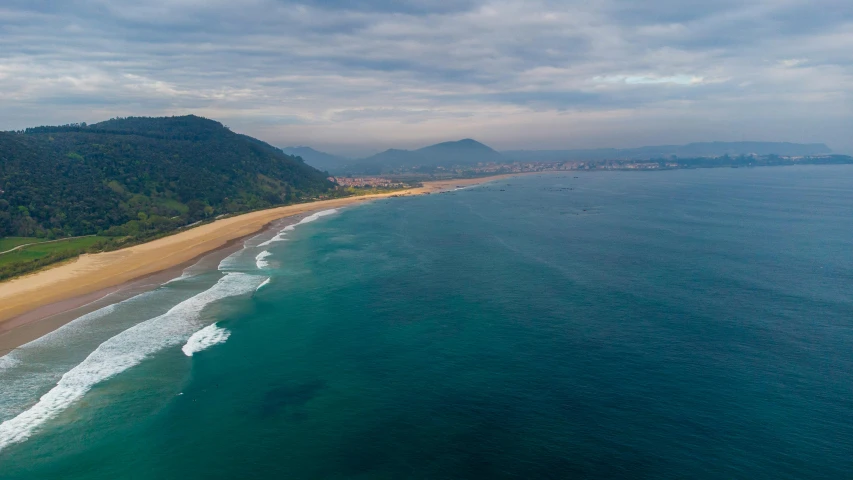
[1,167,852,478]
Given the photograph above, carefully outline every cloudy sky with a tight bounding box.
[1,0,851,155]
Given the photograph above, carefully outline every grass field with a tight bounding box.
[0,237,45,252]
[0,236,105,268]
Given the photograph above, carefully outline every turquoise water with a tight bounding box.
[1,166,852,478]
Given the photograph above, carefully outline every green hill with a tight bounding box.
[0,115,334,242]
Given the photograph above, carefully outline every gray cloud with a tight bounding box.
[0,0,851,154]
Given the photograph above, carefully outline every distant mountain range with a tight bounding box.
[287,140,834,174]
[280,146,350,172]
[283,139,502,174]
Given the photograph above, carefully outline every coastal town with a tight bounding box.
[328,176,409,188]
[429,154,849,175]
[328,154,851,187]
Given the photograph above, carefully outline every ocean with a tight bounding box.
[1,166,852,479]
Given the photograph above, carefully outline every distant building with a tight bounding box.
[330,177,407,188]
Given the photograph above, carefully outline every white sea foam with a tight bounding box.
[255,251,272,269]
[300,208,339,224]
[257,235,282,247]
[257,209,339,247]
[257,234,291,247]
[0,356,21,371]
[182,324,231,357]
[256,278,271,291]
[217,252,240,271]
[221,209,340,269]
[0,272,265,453]
[219,247,259,271]
[16,303,121,351]
[163,272,194,285]
[0,292,171,422]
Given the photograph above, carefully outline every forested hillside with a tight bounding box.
[0,116,334,240]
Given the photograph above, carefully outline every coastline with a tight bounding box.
[0,213,304,355]
[0,175,517,352]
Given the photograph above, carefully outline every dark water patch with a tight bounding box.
[259,380,326,417]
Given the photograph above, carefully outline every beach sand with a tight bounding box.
[0,175,515,351]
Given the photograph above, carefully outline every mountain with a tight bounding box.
[503,142,833,162]
[0,115,334,239]
[352,139,503,173]
[328,139,832,174]
[418,139,503,165]
[280,146,349,172]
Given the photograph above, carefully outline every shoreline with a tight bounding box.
[0,175,518,353]
[0,213,306,355]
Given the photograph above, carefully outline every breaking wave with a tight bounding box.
[0,273,265,453]
[255,251,272,269]
[163,272,194,285]
[257,209,339,247]
[182,324,231,357]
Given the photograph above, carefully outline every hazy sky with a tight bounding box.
[1,0,851,155]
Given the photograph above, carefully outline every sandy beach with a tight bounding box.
[0,175,517,351]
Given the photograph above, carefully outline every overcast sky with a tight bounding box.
[1,0,851,155]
